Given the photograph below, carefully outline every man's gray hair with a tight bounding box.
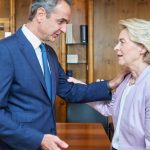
[28,0,72,21]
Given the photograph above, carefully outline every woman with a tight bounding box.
[89,18,150,150]
[68,18,150,150]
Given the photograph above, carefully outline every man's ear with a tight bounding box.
[36,7,47,23]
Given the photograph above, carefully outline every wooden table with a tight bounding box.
[56,123,110,150]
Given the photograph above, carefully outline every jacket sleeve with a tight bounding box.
[145,82,150,149]
[87,91,117,116]
[0,43,43,150]
[57,63,112,103]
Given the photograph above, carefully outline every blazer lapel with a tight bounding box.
[15,29,48,96]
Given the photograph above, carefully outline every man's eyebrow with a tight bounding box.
[58,18,70,23]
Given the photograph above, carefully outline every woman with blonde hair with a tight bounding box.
[69,18,150,150]
[89,18,150,150]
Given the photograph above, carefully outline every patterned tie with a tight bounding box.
[40,43,52,100]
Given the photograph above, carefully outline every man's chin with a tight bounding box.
[45,36,56,42]
[48,36,56,42]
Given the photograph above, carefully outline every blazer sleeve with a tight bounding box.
[57,63,112,102]
[145,83,150,149]
[0,43,43,150]
[87,91,117,116]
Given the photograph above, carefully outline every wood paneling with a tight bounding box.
[2,0,150,122]
[87,0,94,83]
[0,0,10,18]
[0,0,15,38]
[57,123,110,150]
[56,0,87,122]
[10,0,15,33]
[15,0,31,29]
[55,96,67,122]
[66,0,87,81]
[94,0,150,80]
[70,0,87,42]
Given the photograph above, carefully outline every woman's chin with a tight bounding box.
[118,61,125,66]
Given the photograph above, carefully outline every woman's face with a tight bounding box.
[114,29,143,67]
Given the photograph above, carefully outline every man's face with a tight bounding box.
[37,0,71,42]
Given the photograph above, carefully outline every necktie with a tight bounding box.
[40,43,52,100]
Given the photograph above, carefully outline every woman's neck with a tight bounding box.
[128,62,149,85]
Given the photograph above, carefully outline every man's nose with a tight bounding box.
[60,23,67,33]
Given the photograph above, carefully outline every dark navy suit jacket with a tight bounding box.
[0,28,112,150]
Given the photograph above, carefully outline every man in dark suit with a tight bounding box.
[0,0,125,150]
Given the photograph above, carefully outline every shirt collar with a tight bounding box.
[21,24,41,49]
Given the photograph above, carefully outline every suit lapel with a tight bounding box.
[15,28,48,97]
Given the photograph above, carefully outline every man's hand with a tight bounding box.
[67,77,86,85]
[41,134,69,150]
[67,68,129,90]
[108,67,130,90]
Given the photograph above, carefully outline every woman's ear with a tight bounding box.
[139,45,148,55]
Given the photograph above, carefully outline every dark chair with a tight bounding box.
[66,103,114,140]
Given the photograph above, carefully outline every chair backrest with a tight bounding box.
[66,103,108,133]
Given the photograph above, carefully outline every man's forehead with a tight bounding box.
[51,7,71,21]
[53,0,71,14]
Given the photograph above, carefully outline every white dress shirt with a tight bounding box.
[112,83,134,149]
[21,24,44,73]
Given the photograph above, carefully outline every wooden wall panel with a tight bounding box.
[0,0,10,18]
[70,0,87,43]
[66,0,87,82]
[15,0,31,29]
[0,0,15,38]
[94,0,150,80]
[56,0,87,122]
[3,0,150,122]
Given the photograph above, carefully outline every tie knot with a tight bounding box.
[40,43,46,52]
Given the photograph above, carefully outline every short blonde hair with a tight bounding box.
[119,18,150,64]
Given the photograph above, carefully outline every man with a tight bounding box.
[0,0,125,150]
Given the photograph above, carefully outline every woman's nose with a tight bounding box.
[114,43,120,51]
